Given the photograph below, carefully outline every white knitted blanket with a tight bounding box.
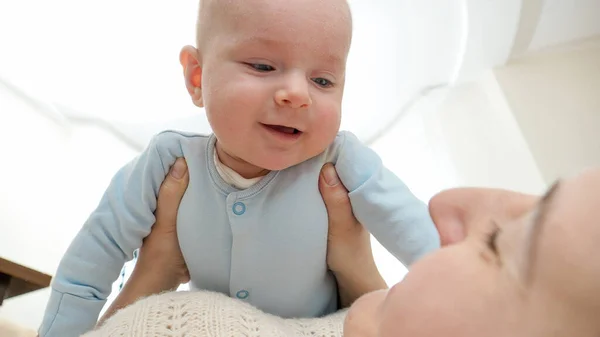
[84,291,347,337]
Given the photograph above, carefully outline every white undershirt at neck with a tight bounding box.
[213,150,265,189]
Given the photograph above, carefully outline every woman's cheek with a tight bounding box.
[343,289,388,337]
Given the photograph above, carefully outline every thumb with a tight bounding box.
[155,158,190,230]
[319,163,356,234]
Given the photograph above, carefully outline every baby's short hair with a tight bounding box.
[195,0,207,48]
[194,0,352,48]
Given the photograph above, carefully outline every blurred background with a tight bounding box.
[0,0,599,331]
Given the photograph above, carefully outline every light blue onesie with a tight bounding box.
[38,130,440,337]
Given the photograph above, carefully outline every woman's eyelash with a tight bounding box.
[487,222,501,254]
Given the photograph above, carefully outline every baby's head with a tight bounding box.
[180,0,353,176]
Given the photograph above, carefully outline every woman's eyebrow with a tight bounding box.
[523,180,561,285]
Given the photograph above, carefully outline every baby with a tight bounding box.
[38,0,440,336]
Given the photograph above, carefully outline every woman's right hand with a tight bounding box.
[97,158,191,326]
[318,163,388,308]
[135,158,191,287]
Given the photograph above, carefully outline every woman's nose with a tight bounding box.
[429,187,539,246]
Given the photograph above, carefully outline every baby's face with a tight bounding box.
[345,167,600,337]
[195,0,352,171]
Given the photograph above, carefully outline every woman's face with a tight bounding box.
[345,168,600,337]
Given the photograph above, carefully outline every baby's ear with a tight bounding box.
[179,45,204,107]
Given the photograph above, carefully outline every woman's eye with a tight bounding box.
[487,224,501,255]
[248,63,275,72]
[312,77,333,88]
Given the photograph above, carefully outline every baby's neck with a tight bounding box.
[215,143,270,179]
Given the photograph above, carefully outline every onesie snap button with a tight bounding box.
[232,202,246,215]
[236,290,249,299]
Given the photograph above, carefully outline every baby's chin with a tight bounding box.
[249,152,320,172]
[252,158,306,172]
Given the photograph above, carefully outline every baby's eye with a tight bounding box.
[248,63,275,72]
[312,77,333,88]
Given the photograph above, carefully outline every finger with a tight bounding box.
[319,163,357,233]
[155,158,190,230]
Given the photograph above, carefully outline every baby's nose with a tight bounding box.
[274,75,312,109]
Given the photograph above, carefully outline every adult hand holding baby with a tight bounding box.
[98,160,386,326]
[98,158,191,325]
[319,163,388,307]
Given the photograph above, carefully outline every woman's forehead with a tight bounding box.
[531,169,600,299]
[549,168,600,230]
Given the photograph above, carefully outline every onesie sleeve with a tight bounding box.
[333,131,440,267]
[38,132,183,337]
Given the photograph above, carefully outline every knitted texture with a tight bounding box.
[83,291,347,337]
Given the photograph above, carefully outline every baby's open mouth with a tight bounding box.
[263,124,301,135]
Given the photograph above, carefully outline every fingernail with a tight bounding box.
[322,164,339,186]
[171,159,186,179]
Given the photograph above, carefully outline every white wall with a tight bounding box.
[0,86,137,329]
[495,41,600,184]
[422,70,547,195]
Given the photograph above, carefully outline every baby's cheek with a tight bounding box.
[309,105,341,144]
